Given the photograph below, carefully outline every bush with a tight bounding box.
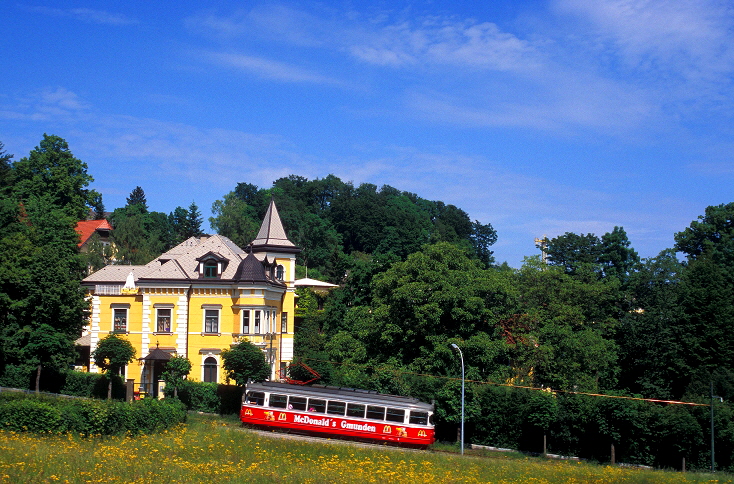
[163,381,243,415]
[0,399,64,433]
[164,380,219,413]
[0,364,33,390]
[0,393,186,435]
[61,371,126,399]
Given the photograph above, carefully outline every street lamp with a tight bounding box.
[449,343,465,455]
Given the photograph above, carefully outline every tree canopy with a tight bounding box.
[221,340,270,386]
[92,334,136,399]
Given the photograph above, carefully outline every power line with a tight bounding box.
[300,357,709,407]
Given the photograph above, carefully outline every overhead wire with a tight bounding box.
[300,356,710,407]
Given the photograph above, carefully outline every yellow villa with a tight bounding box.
[81,200,300,395]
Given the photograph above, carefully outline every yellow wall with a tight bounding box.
[87,254,297,391]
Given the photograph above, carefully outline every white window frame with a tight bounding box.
[202,307,220,334]
[111,304,129,333]
[242,309,250,334]
[155,306,173,333]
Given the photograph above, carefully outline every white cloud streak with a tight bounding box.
[200,51,344,85]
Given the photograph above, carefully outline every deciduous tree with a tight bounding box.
[92,334,136,399]
[221,340,269,386]
[162,355,192,398]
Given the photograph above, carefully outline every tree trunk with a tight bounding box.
[35,364,42,393]
[108,377,113,400]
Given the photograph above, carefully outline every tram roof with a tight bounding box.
[246,381,434,411]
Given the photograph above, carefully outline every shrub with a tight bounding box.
[0,364,33,390]
[61,371,126,399]
[0,393,186,435]
[164,380,219,413]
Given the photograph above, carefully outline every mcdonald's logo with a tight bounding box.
[383,425,392,434]
[244,409,253,416]
[278,412,287,421]
[418,430,427,437]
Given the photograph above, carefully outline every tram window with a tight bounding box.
[270,394,288,408]
[327,401,346,415]
[409,411,428,425]
[347,403,365,418]
[289,396,307,411]
[385,408,405,423]
[246,391,265,406]
[308,399,326,413]
[366,406,385,420]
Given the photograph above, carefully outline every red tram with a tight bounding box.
[241,381,435,447]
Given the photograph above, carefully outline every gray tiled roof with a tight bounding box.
[83,233,288,287]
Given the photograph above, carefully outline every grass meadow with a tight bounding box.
[0,413,730,483]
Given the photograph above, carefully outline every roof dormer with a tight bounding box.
[196,251,228,279]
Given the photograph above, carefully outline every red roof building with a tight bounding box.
[75,219,113,250]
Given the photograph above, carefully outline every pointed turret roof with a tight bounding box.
[250,200,300,253]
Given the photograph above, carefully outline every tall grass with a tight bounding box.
[0,413,727,483]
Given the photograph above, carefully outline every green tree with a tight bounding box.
[599,226,640,283]
[19,324,76,393]
[0,141,14,196]
[470,220,498,267]
[92,334,136,399]
[617,250,686,399]
[209,192,260,248]
[126,186,147,212]
[674,203,734,399]
[545,232,602,275]
[513,257,620,392]
[185,202,203,238]
[162,355,192,398]
[110,201,174,264]
[12,134,99,220]
[221,340,269,386]
[356,242,516,367]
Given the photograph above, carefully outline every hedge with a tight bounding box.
[163,380,242,415]
[460,384,733,471]
[0,393,186,435]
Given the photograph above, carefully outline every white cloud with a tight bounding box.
[553,0,734,79]
[0,87,91,122]
[200,51,344,85]
[348,18,541,71]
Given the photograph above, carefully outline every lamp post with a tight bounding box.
[449,343,465,455]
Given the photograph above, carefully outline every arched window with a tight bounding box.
[203,260,217,278]
[203,357,218,383]
[276,265,284,281]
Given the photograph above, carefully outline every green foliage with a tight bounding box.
[163,380,220,413]
[93,335,136,374]
[81,232,115,272]
[126,186,147,211]
[92,335,136,399]
[211,175,497,281]
[109,203,172,264]
[161,356,192,397]
[61,370,125,399]
[0,364,33,389]
[209,192,260,248]
[221,340,269,386]
[0,392,186,435]
[11,134,100,220]
[19,324,76,392]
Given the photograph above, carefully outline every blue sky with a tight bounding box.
[2,1,733,266]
